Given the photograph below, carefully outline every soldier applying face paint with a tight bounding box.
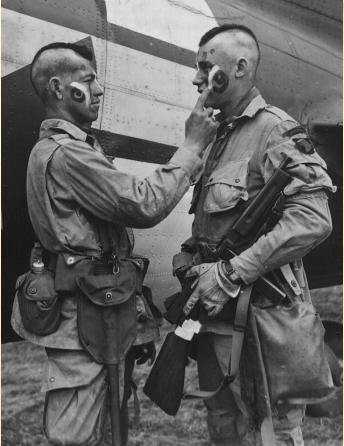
[12,42,218,446]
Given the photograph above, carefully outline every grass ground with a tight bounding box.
[2,286,342,446]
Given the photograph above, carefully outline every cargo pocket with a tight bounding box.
[203,158,250,213]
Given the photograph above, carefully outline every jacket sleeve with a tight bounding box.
[60,140,203,228]
[230,121,336,284]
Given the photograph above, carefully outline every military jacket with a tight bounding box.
[190,92,335,334]
[12,118,203,350]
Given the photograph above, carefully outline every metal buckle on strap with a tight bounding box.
[111,253,119,274]
[280,264,302,295]
[233,322,246,333]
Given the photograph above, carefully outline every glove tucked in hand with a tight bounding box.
[183,262,241,317]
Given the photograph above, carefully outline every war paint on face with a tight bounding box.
[208,65,229,94]
[208,65,220,90]
[70,81,91,107]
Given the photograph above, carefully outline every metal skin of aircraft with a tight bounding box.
[2,0,342,404]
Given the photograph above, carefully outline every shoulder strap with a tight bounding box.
[183,285,252,401]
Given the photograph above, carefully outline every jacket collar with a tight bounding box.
[39,119,93,143]
[233,91,267,121]
[215,87,267,127]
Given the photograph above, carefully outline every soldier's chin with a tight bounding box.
[205,98,219,110]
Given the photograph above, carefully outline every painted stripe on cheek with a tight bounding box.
[70,82,91,106]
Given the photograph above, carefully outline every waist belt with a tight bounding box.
[46,251,116,272]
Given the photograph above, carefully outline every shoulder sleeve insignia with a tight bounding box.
[293,137,315,154]
[282,125,306,138]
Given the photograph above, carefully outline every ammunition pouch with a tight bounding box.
[76,258,147,364]
[16,268,61,336]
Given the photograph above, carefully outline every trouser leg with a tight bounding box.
[195,333,305,446]
[43,348,135,446]
[44,368,108,446]
[273,403,305,446]
[196,333,249,446]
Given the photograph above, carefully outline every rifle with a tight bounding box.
[143,156,293,415]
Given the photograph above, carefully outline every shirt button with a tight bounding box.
[29,287,37,294]
[67,256,75,265]
[235,178,240,183]
[291,280,297,287]
[49,377,55,383]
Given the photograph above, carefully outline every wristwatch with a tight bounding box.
[223,262,243,285]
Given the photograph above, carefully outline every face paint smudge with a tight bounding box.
[71,87,85,103]
[208,65,229,94]
[208,65,220,90]
[70,82,91,107]
[201,51,208,60]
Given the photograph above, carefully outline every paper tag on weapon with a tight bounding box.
[175,319,201,341]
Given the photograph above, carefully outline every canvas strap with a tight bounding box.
[184,285,252,414]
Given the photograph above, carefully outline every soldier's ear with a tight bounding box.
[48,77,63,100]
[235,57,248,78]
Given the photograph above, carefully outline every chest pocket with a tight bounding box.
[203,158,250,213]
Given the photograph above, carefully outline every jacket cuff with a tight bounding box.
[230,252,266,285]
[169,145,203,184]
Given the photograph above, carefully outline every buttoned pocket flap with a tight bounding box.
[76,262,137,307]
[23,270,58,302]
[204,158,249,213]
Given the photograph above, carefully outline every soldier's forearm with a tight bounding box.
[115,146,202,228]
[230,191,332,284]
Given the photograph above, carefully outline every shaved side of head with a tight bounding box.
[217,30,260,78]
[199,24,261,78]
[30,43,93,104]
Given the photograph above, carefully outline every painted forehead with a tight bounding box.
[196,47,216,61]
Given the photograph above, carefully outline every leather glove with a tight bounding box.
[132,341,156,366]
[183,262,241,317]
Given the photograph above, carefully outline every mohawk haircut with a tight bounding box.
[30,42,93,97]
[199,23,261,71]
